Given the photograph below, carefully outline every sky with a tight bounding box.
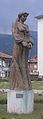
[0,0,43,33]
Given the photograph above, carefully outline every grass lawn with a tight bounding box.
[0,93,43,119]
[0,80,9,89]
[32,81,43,90]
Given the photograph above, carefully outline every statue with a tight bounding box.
[10,12,33,90]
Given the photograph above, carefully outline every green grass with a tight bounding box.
[0,80,9,89]
[0,93,43,119]
[32,81,43,90]
[34,94,43,103]
[0,92,7,104]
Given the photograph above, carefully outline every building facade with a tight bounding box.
[28,56,38,75]
[36,15,43,76]
[0,52,12,78]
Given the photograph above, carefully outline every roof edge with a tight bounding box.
[35,15,43,19]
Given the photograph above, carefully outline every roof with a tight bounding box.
[28,56,37,63]
[0,52,12,59]
[35,15,43,19]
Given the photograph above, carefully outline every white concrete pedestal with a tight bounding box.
[7,90,34,113]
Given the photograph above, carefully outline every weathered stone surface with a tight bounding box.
[10,12,33,90]
[7,90,34,113]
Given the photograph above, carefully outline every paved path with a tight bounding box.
[33,90,43,94]
[0,88,43,94]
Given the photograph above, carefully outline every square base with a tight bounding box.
[7,90,34,113]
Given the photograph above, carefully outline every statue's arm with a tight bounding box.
[12,22,23,43]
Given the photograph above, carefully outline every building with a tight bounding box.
[36,15,43,76]
[28,56,38,75]
[0,51,38,79]
[0,52,12,78]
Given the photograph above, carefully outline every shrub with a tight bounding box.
[1,117,7,119]
[0,99,7,104]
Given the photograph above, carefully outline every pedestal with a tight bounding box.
[7,90,34,113]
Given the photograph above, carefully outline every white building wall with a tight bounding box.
[0,59,9,77]
[38,18,43,75]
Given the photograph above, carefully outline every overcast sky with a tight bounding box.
[0,0,43,33]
